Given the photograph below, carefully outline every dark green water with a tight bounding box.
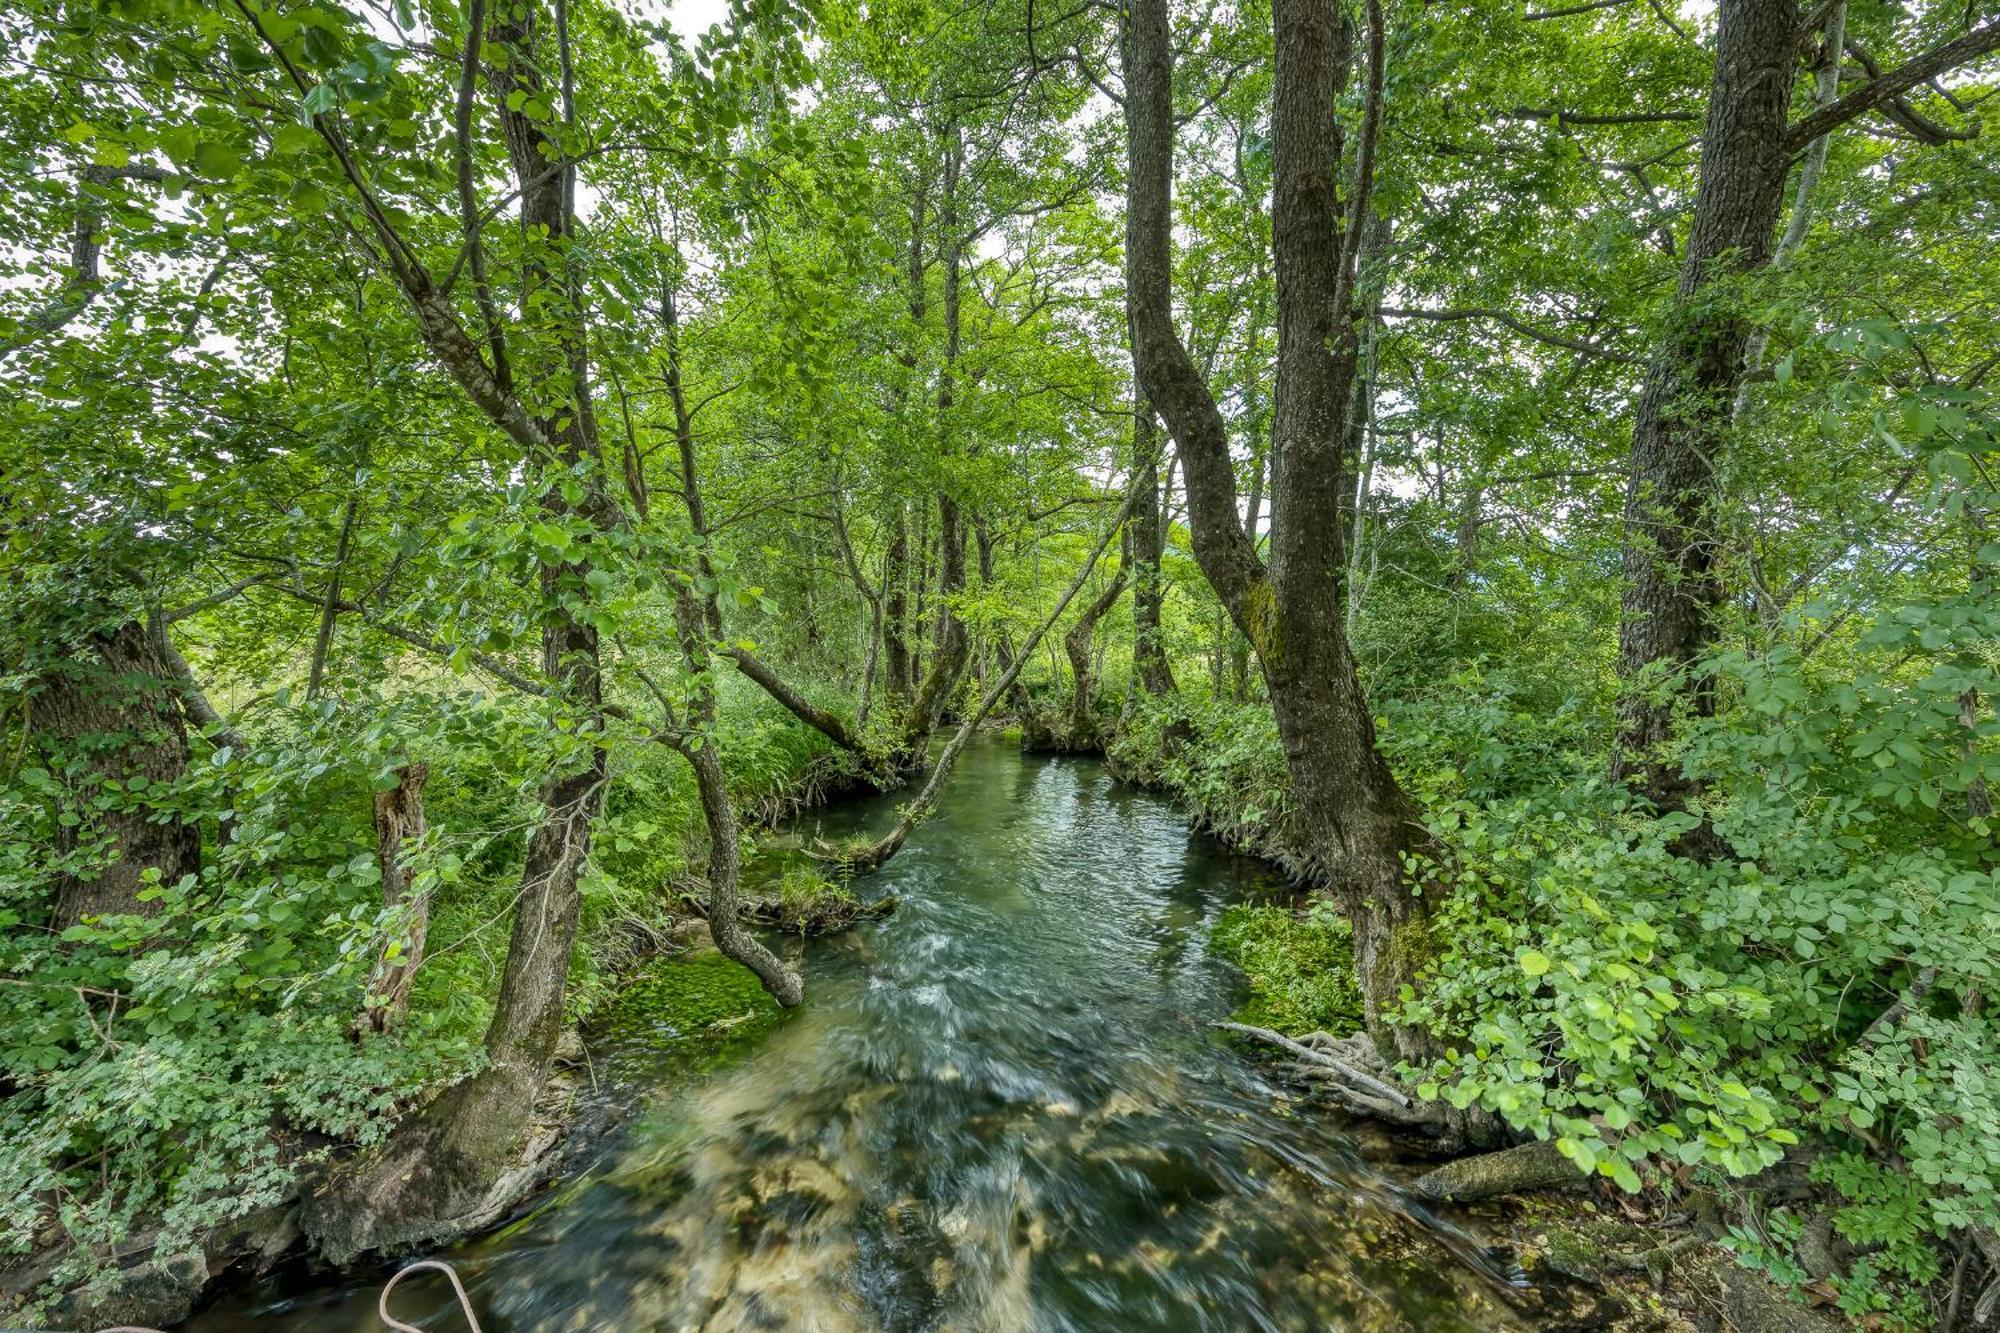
[191,741,1528,1331]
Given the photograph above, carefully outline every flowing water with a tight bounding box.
[191,741,1534,1332]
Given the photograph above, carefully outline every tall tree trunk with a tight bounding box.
[359,763,429,1035]
[905,123,972,751]
[32,619,200,928]
[1065,543,1132,744]
[1230,439,1264,703]
[297,0,614,1261]
[1613,0,1795,817]
[1732,0,1845,423]
[1126,0,1440,1064]
[883,506,914,708]
[1129,401,1176,698]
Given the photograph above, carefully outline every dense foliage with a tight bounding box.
[1,0,1995,1325]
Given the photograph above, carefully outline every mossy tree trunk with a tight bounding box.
[1125,0,1439,1063]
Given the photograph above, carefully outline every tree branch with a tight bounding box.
[1379,305,1642,363]
[1785,19,2000,153]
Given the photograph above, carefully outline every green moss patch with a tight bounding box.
[595,952,789,1076]
[1211,903,1362,1035]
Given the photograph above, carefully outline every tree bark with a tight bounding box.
[32,619,201,929]
[1615,0,2000,823]
[359,763,429,1035]
[1613,0,1797,818]
[883,506,914,708]
[1125,0,1436,1062]
[1129,401,1176,698]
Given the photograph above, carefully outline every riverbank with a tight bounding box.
[2,714,884,1331]
[1100,700,1857,1333]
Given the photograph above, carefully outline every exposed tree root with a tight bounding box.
[1213,1021,1444,1128]
[1412,1139,1583,1203]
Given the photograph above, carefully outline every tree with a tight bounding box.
[1614,0,2000,820]
[1124,0,1443,1062]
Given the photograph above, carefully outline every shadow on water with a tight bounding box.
[190,740,1528,1332]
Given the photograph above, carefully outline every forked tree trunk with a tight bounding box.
[358,762,429,1035]
[33,619,201,928]
[1126,0,1441,1065]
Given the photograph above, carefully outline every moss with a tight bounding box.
[1211,903,1362,1034]
[595,952,788,1074]
[1241,578,1283,668]
[1385,913,1439,986]
[763,862,865,933]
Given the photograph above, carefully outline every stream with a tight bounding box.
[189,740,1535,1331]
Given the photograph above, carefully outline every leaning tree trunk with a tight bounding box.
[32,618,201,929]
[1613,0,1800,817]
[1126,0,1444,1067]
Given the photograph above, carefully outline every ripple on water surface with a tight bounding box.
[189,741,1526,1332]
